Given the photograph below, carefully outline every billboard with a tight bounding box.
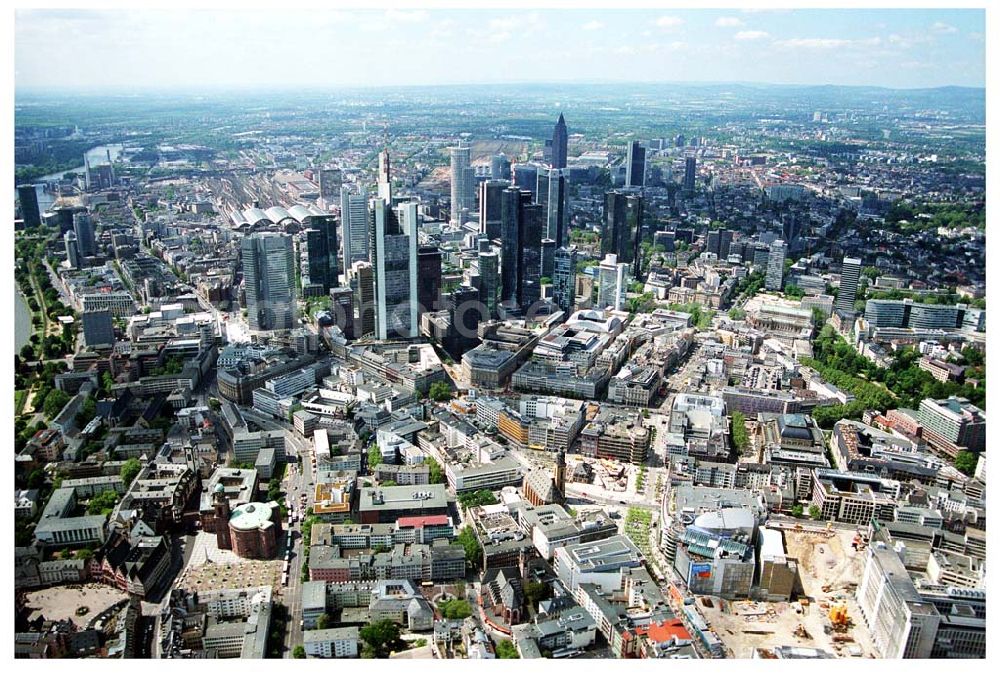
[691,563,712,579]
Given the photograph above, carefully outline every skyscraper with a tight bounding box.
[625,141,646,188]
[765,239,787,292]
[329,286,356,340]
[72,212,96,258]
[303,227,332,293]
[370,199,419,339]
[512,164,538,198]
[81,309,115,347]
[684,156,697,192]
[479,179,508,240]
[450,145,474,225]
[17,184,41,229]
[837,256,863,315]
[597,254,629,311]
[417,246,443,318]
[377,149,392,203]
[318,168,343,201]
[551,113,568,169]
[602,191,643,269]
[491,153,511,180]
[340,187,369,276]
[552,246,577,316]
[499,187,543,311]
[303,214,338,291]
[477,240,500,320]
[348,261,376,338]
[537,167,568,247]
[243,232,296,332]
[64,231,80,269]
[719,229,734,259]
[541,238,556,280]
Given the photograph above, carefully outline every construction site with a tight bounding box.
[696,523,878,659]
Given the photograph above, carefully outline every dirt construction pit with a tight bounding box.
[696,526,878,658]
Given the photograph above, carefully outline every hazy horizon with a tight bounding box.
[15,8,986,91]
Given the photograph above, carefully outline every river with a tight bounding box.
[18,143,125,213]
[15,287,31,352]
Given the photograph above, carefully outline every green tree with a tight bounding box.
[456,526,482,567]
[359,619,403,658]
[728,307,746,320]
[292,645,306,659]
[808,505,822,520]
[425,458,447,484]
[523,581,551,606]
[428,381,453,402]
[42,389,71,419]
[439,598,472,619]
[87,490,120,515]
[495,640,519,659]
[790,504,804,518]
[954,451,978,477]
[120,458,142,486]
[316,613,332,630]
[731,411,750,453]
[368,445,383,469]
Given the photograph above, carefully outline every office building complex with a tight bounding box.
[370,199,419,340]
[242,232,296,332]
[417,246,442,317]
[17,184,41,229]
[551,113,568,169]
[537,167,568,247]
[684,156,697,192]
[837,256,862,314]
[73,212,96,258]
[601,191,643,269]
[479,179,508,240]
[340,188,369,274]
[596,254,629,312]
[765,239,787,291]
[552,246,578,316]
[450,145,474,225]
[625,140,646,188]
[500,187,543,311]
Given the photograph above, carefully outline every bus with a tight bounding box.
[281,571,288,586]
[551,648,583,659]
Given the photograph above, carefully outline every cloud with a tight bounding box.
[385,9,427,23]
[582,20,604,31]
[655,16,684,29]
[774,38,852,49]
[715,17,743,28]
[734,30,770,41]
[930,21,958,34]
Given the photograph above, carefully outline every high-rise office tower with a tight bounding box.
[491,153,511,180]
[536,167,568,247]
[442,285,483,355]
[17,184,41,229]
[303,214,338,291]
[377,149,392,203]
[303,227,332,292]
[597,254,629,312]
[512,164,538,198]
[520,204,544,308]
[417,246,443,318]
[602,191,643,269]
[719,229,734,259]
[348,261,376,338]
[81,308,115,347]
[707,230,721,258]
[64,231,80,269]
[541,239,556,280]
[684,156,697,192]
[477,241,500,320]
[73,212,96,258]
[479,179,508,240]
[625,141,646,188]
[370,199,419,339]
[499,187,544,310]
[340,188,369,276]
[675,134,685,148]
[242,232,296,332]
[552,246,577,315]
[837,256,863,315]
[551,113,568,169]
[329,286,356,340]
[450,145,474,225]
[318,168,343,201]
[765,239,787,292]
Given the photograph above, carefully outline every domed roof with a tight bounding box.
[214,483,226,494]
[229,501,275,531]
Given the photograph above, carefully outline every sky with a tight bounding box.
[14,7,986,91]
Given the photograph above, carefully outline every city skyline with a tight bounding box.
[15,7,986,91]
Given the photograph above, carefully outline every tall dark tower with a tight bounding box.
[213,484,232,550]
[554,450,567,503]
[551,113,568,170]
[16,185,41,229]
